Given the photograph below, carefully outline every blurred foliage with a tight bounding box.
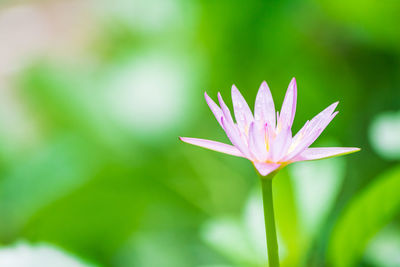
[329,165,400,267]
[0,0,399,266]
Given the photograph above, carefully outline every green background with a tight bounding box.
[0,0,399,266]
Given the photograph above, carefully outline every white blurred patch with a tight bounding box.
[243,191,287,262]
[202,218,258,265]
[364,225,400,267]
[113,231,194,267]
[201,191,286,266]
[242,193,267,262]
[0,1,94,75]
[0,5,49,75]
[0,1,95,151]
[100,0,196,33]
[0,242,95,267]
[369,111,400,160]
[289,156,345,236]
[104,53,191,137]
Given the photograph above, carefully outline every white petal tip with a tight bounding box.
[331,101,339,109]
[332,147,361,157]
[204,92,211,102]
[204,91,215,103]
[293,147,361,162]
[337,147,361,155]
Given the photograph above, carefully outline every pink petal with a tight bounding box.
[292,147,360,161]
[231,85,254,131]
[254,81,275,128]
[217,93,251,157]
[299,110,338,151]
[285,102,338,160]
[218,92,234,124]
[307,102,339,134]
[253,162,280,176]
[179,137,244,157]
[248,122,268,161]
[221,117,251,158]
[290,120,310,147]
[204,92,224,128]
[279,77,297,127]
[270,125,292,162]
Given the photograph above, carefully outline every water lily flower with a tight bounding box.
[180,78,360,176]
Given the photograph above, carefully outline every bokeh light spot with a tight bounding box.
[369,111,400,160]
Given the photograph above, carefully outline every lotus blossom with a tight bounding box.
[180,78,360,176]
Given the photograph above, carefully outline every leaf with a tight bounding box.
[18,62,128,155]
[200,168,304,267]
[289,157,346,237]
[328,164,400,267]
[363,224,400,267]
[201,217,262,267]
[0,134,98,238]
[273,168,305,266]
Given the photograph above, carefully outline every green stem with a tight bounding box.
[260,176,280,267]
